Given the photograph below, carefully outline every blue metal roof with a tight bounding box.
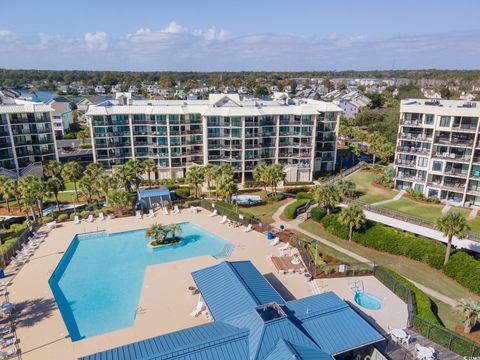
[82,262,384,360]
[79,322,249,360]
[137,187,171,199]
[191,261,284,321]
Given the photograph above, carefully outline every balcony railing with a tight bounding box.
[399,133,432,141]
[435,137,474,146]
[444,170,469,178]
[400,119,423,126]
[432,152,471,162]
[396,146,430,155]
[395,159,416,168]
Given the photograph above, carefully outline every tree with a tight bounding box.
[168,223,183,239]
[124,159,145,191]
[46,177,65,211]
[338,205,366,242]
[0,176,12,213]
[456,298,480,334]
[61,161,83,204]
[253,162,270,195]
[112,165,131,192]
[336,179,356,199]
[142,159,157,188]
[313,184,341,214]
[10,180,22,213]
[216,173,238,203]
[85,163,104,178]
[185,166,205,198]
[145,223,169,245]
[76,128,90,144]
[204,164,220,198]
[18,176,41,220]
[108,189,131,215]
[270,164,286,195]
[43,160,63,179]
[435,212,470,265]
[79,175,97,204]
[94,174,111,204]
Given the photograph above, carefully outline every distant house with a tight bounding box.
[146,85,158,94]
[46,97,75,135]
[57,85,69,94]
[421,88,442,99]
[95,86,106,94]
[76,96,106,123]
[332,91,371,118]
[128,85,138,94]
[111,84,122,93]
[460,92,475,101]
[238,86,249,94]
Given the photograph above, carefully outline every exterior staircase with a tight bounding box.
[295,200,316,223]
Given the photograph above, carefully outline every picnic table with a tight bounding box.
[271,256,305,274]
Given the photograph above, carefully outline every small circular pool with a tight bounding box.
[354,291,384,310]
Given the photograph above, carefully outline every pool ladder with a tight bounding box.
[349,278,364,293]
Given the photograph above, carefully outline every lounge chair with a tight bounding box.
[98,212,105,221]
[243,224,252,233]
[0,327,12,337]
[209,209,218,217]
[190,300,205,317]
[0,348,17,359]
[173,205,180,214]
[73,216,80,224]
[148,209,155,218]
[46,221,57,228]
[0,283,10,288]
[270,237,280,246]
[9,257,25,267]
[189,206,198,213]
[163,207,169,215]
[219,215,227,224]
[0,337,16,348]
[136,210,142,219]
[279,242,291,251]
[87,214,94,223]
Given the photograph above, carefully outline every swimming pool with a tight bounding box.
[353,290,384,310]
[232,194,263,205]
[49,222,234,341]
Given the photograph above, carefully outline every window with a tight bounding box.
[439,116,450,127]
[417,157,428,167]
[425,114,434,125]
[432,161,443,172]
[414,184,424,192]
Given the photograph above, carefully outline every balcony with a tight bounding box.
[435,137,474,147]
[400,119,423,127]
[428,181,465,192]
[399,133,432,142]
[0,142,12,149]
[432,152,471,163]
[444,169,469,178]
[396,146,430,155]
[12,129,31,135]
[397,173,425,182]
[395,159,416,168]
[451,123,478,133]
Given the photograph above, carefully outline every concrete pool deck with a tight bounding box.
[6,208,408,359]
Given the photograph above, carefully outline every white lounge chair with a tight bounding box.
[279,242,291,251]
[173,205,180,214]
[148,209,155,218]
[190,300,205,317]
[9,257,25,267]
[73,215,80,224]
[136,210,142,219]
[46,221,57,228]
[219,215,227,224]
[0,337,15,348]
[87,214,94,223]
[163,207,169,215]
[189,206,198,213]
[270,237,280,246]
[98,212,105,221]
[243,224,252,233]
[0,348,17,359]
[209,209,218,217]
[0,327,12,337]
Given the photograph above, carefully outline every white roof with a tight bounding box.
[0,99,53,114]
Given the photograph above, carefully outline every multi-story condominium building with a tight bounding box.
[394,99,480,206]
[87,93,342,183]
[0,98,58,177]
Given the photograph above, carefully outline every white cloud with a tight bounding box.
[84,31,108,51]
[0,30,16,42]
[162,21,188,34]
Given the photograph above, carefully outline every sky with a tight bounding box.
[1,0,480,71]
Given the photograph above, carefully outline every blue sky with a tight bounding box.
[1,0,480,71]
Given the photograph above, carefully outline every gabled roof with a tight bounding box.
[191,261,285,321]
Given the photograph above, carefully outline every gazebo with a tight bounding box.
[137,187,172,210]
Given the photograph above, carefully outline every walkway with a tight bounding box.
[371,190,405,206]
[271,203,459,307]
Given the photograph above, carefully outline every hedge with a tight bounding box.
[310,206,327,222]
[318,212,480,295]
[175,187,191,198]
[296,192,313,200]
[283,199,309,219]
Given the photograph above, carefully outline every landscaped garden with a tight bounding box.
[346,169,397,203]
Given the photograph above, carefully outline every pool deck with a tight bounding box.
[6,208,408,359]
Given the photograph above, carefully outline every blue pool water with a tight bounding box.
[354,290,384,310]
[232,194,263,205]
[49,222,233,341]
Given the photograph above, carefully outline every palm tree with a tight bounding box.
[435,212,470,265]
[108,189,130,215]
[456,298,480,334]
[61,161,83,204]
[313,184,341,214]
[142,159,157,188]
[270,163,286,195]
[338,205,366,242]
[124,159,145,191]
[185,166,204,198]
[76,128,90,145]
[43,160,63,179]
[10,179,22,213]
[85,163,104,178]
[253,162,269,195]
[336,179,356,199]
[46,177,65,211]
[168,223,183,239]
[18,176,39,220]
[0,176,11,213]
[112,165,131,192]
[216,173,238,203]
[145,223,169,245]
[79,175,97,204]
[204,164,219,198]
[94,174,111,205]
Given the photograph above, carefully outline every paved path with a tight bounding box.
[441,204,451,215]
[467,206,479,221]
[271,202,459,306]
[371,190,405,206]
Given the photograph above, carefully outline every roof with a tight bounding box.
[191,261,285,321]
[0,99,53,114]
[82,261,384,360]
[137,187,171,199]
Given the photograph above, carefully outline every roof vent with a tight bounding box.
[255,302,286,323]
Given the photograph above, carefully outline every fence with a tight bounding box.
[193,199,253,226]
[321,163,361,185]
[373,266,480,357]
[0,223,39,266]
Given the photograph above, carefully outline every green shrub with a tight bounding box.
[283,199,309,219]
[69,212,76,220]
[79,210,90,219]
[310,206,327,222]
[175,187,191,198]
[443,252,480,295]
[266,194,285,202]
[283,186,312,194]
[284,181,313,186]
[296,192,313,200]
[57,213,69,222]
[41,216,53,225]
[10,223,27,234]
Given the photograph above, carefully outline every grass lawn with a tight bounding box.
[240,198,291,224]
[468,217,480,233]
[346,170,397,204]
[64,182,76,191]
[378,198,445,222]
[297,219,479,330]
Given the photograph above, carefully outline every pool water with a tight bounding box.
[232,194,263,205]
[354,290,384,310]
[49,222,233,341]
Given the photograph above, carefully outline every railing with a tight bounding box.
[373,266,480,357]
[321,163,361,185]
[296,199,314,216]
